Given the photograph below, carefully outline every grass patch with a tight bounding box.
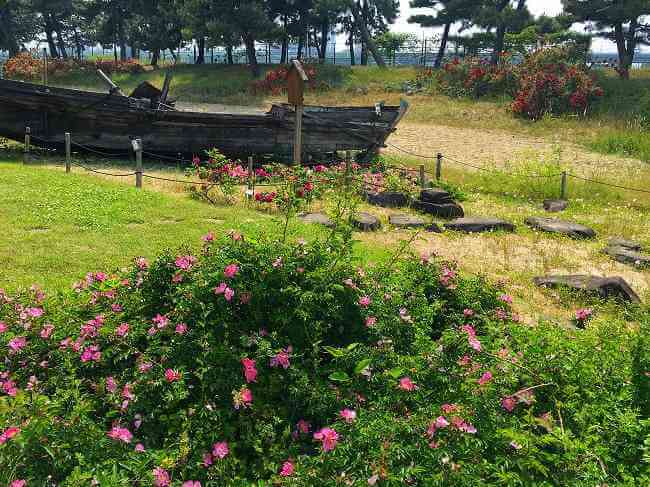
[589,129,650,162]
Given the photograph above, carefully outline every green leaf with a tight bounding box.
[346,343,359,351]
[387,367,404,379]
[329,371,351,382]
[323,346,345,358]
[354,359,372,374]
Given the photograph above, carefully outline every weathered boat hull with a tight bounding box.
[0,79,408,161]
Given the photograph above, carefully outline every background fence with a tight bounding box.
[2,40,650,70]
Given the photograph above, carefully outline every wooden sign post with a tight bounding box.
[287,60,309,165]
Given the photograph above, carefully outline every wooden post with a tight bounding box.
[560,171,568,200]
[23,126,30,164]
[436,153,443,181]
[132,139,143,188]
[43,48,48,86]
[293,104,303,165]
[247,156,254,200]
[65,132,71,173]
[287,60,308,165]
[419,164,426,189]
[345,151,352,189]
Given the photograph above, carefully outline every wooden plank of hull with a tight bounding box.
[0,79,407,159]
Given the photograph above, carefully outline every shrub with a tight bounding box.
[0,229,648,485]
[438,47,604,120]
[251,64,329,96]
[3,52,144,81]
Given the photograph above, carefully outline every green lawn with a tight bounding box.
[0,161,286,291]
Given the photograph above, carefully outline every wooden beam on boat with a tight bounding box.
[96,69,126,97]
[160,71,173,107]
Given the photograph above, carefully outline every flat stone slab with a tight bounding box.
[299,213,333,227]
[525,217,596,239]
[412,200,464,219]
[426,223,443,233]
[604,246,650,268]
[352,212,381,231]
[533,275,641,304]
[608,238,642,251]
[420,188,454,204]
[389,214,426,229]
[444,218,515,234]
[366,191,410,208]
[543,199,568,213]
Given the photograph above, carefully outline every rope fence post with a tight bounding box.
[436,153,443,182]
[247,156,254,200]
[132,139,143,189]
[345,151,352,190]
[419,164,426,189]
[23,126,30,164]
[65,132,71,173]
[560,171,568,200]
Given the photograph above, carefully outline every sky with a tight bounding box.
[392,0,617,52]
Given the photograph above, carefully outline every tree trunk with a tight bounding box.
[319,21,329,63]
[491,0,509,64]
[351,1,386,68]
[244,35,259,77]
[55,29,67,58]
[349,29,356,66]
[297,33,304,59]
[281,16,288,64]
[0,7,20,57]
[117,15,126,61]
[196,37,205,64]
[614,21,634,80]
[151,48,160,67]
[44,16,59,58]
[74,30,82,60]
[226,45,234,64]
[435,22,451,69]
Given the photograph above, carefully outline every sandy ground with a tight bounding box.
[385,122,647,177]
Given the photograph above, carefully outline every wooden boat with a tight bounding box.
[0,77,408,162]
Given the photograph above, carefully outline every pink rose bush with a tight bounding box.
[0,232,647,485]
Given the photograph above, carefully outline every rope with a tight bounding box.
[70,161,136,177]
[567,173,650,195]
[71,141,127,159]
[142,151,191,163]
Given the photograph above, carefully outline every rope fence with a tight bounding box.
[20,127,650,203]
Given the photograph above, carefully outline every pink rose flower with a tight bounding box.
[398,377,417,391]
[40,324,54,339]
[501,396,517,413]
[165,369,181,382]
[212,441,229,459]
[339,408,356,423]
[478,371,493,386]
[8,336,27,352]
[358,296,371,308]
[224,264,239,278]
[279,460,295,477]
[241,358,257,383]
[0,426,20,444]
[107,426,133,443]
[175,323,188,335]
[153,467,171,487]
[270,349,290,369]
[115,322,129,337]
[313,427,339,452]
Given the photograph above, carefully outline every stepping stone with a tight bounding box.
[389,214,426,229]
[366,191,410,208]
[444,218,515,234]
[533,275,641,304]
[299,213,333,228]
[420,188,454,204]
[543,199,568,213]
[426,223,443,233]
[352,212,381,231]
[604,246,650,268]
[608,238,642,251]
[412,200,464,219]
[525,217,596,239]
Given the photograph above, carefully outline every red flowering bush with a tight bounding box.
[438,48,604,120]
[0,228,648,485]
[3,52,144,81]
[512,50,604,120]
[251,64,327,96]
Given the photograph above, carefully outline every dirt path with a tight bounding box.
[386,122,647,176]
